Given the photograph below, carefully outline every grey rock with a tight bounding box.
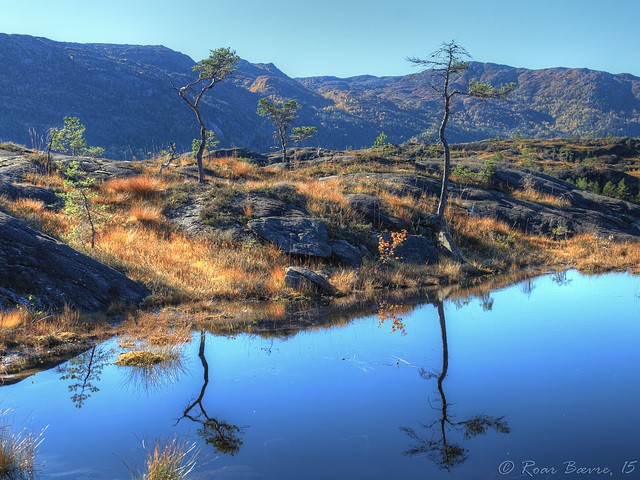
[0,181,61,207]
[284,267,334,294]
[346,193,408,230]
[208,148,267,163]
[248,217,332,257]
[242,193,307,218]
[329,239,363,267]
[0,211,148,312]
[375,232,439,265]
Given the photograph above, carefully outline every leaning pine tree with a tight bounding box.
[173,47,239,183]
[407,40,515,261]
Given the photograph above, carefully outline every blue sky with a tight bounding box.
[2,0,639,78]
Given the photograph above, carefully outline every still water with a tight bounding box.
[1,270,640,479]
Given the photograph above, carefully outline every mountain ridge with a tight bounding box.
[1,33,639,159]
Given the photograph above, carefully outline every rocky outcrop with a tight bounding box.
[329,240,363,268]
[346,194,409,230]
[0,181,61,207]
[0,211,148,312]
[339,168,640,242]
[248,217,332,257]
[375,233,439,265]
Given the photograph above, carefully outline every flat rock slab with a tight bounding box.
[0,211,148,312]
[248,217,332,257]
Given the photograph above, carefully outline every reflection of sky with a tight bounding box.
[0,271,639,479]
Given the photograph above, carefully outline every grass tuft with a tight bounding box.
[133,435,199,480]
[105,176,165,198]
[0,409,45,479]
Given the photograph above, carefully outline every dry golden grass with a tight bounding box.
[328,269,359,296]
[510,188,572,208]
[0,304,112,355]
[294,178,348,205]
[13,198,46,213]
[129,203,165,225]
[547,234,640,273]
[105,175,165,197]
[231,159,257,177]
[3,197,74,239]
[92,221,290,303]
[115,350,166,366]
[0,310,29,329]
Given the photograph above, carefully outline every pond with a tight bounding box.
[1,270,639,479]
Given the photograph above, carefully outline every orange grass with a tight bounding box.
[94,224,290,303]
[294,179,348,205]
[104,175,165,197]
[129,203,165,224]
[0,310,29,329]
[231,160,257,177]
[547,234,640,272]
[510,188,572,208]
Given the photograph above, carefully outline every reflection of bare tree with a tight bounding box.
[177,331,246,456]
[57,346,112,408]
[401,301,510,469]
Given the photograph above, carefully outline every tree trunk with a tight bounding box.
[436,96,451,221]
[434,93,465,263]
[279,129,289,167]
[196,122,207,183]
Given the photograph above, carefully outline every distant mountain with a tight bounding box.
[1,33,639,159]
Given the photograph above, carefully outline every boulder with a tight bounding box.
[242,193,307,218]
[284,267,334,294]
[346,193,408,230]
[0,181,61,207]
[375,232,439,265]
[329,239,363,268]
[0,211,148,312]
[248,217,332,257]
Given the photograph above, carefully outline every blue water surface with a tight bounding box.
[1,270,639,479]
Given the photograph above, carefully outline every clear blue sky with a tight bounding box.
[2,0,639,78]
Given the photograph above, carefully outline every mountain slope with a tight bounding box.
[1,33,640,160]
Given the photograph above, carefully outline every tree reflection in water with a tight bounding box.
[177,330,246,456]
[401,300,510,470]
[57,345,112,408]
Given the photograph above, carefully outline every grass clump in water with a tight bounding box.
[115,350,167,367]
[0,409,44,479]
[132,435,199,480]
